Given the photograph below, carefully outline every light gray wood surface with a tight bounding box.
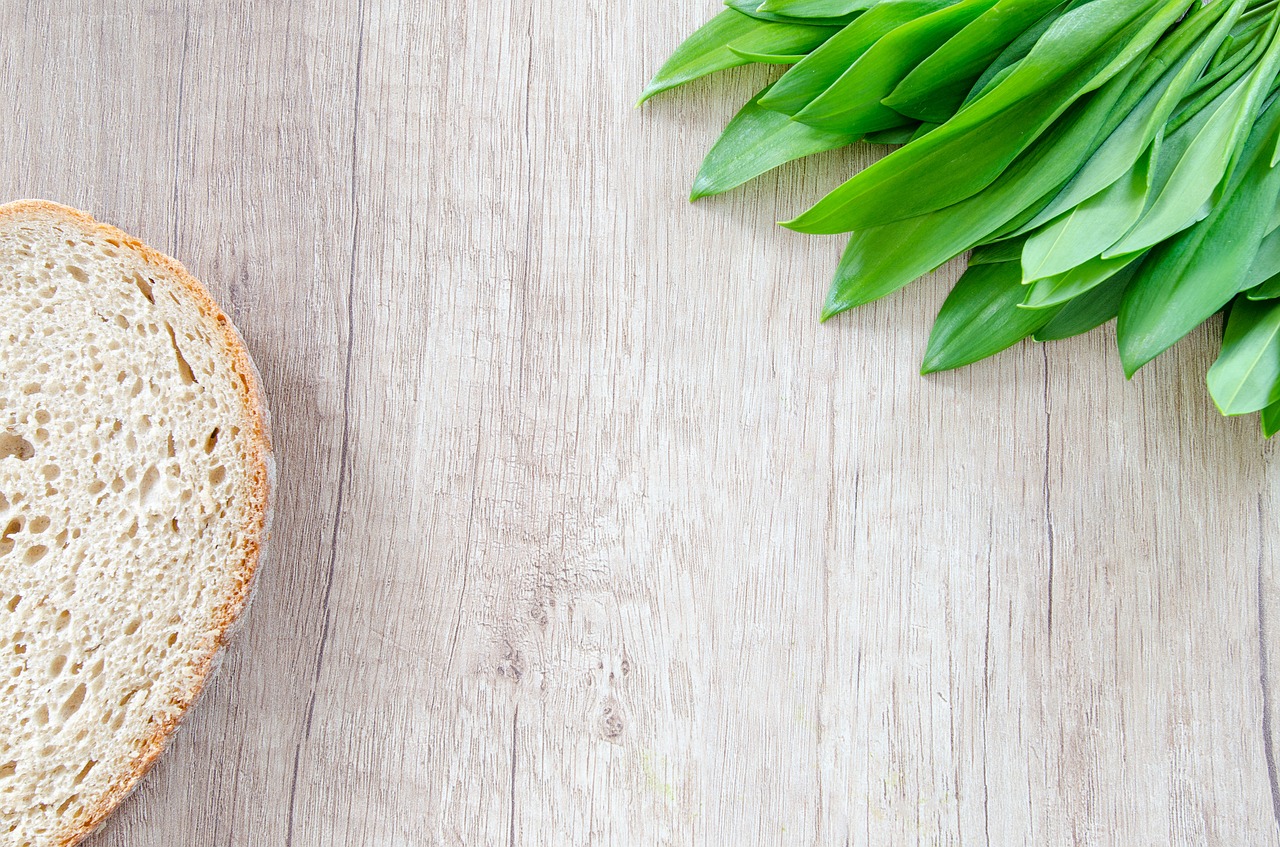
[0,1,1277,844]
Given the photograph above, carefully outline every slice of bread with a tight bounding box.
[0,201,273,846]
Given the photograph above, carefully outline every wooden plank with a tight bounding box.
[0,0,1273,844]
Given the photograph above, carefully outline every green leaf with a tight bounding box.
[728,47,812,63]
[1108,7,1280,257]
[759,0,880,17]
[1117,93,1280,376]
[921,260,1061,373]
[1022,251,1144,309]
[791,0,1001,134]
[1244,226,1280,293]
[1262,399,1280,437]
[1249,273,1280,302]
[1033,264,1136,341]
[958,0,1080,110]
[725,0,865,24]
[884,0,1068,123]
[970,238,1024,265]
[864,124,921,143]
[639,10,840,104]
[1104,77,1255,257]
[785,0,1189,234]
[760,0,964,116]
[691,84,860,199]
[1020,148,1152,283]
[1208,297,1280,416]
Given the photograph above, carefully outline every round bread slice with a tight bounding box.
[0,201,273,846]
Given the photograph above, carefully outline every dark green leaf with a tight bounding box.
[1033,263,1137,341]
[864,124,921,143]
[759,0,881,17]
[921,260,1061,373]
[970,238,1024,264]
[728,46,813,62]
[760,0,963,116]
[884,0,1068,122]
[791,0,1000,134]
[1262,399,1280,437]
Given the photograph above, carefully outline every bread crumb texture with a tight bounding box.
[0,203,269,846]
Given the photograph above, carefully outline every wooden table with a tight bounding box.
[4,2,1278,844]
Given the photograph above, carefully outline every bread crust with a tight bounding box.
[0,200,276,847]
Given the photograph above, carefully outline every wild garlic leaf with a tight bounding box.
[1262,399,1280,438]
[921,260,1061,374]
[1105,78,1255,256]
[728,46,813,62]
[1243,226,1280,293]
[1033,263,1137,341]
[639,10,840,104]
[724,0,865,25]
[864,124,922,143]
[760,0,964,116]
[956,0,1079,112]
[759,0,881,18]
[1020,148,1153,283]
[791,0,1000,134]
[970,238,1025,265]
[1207,297,1280,415]
[1249,273,1280,302]
[885,0,1068,123]
[1108,10,1280,256]
[692,84,860,199]
[1022,251,1145,309]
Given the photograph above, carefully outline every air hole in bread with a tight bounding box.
[130,273,154,304]
[59,684,86,719]
[137,466,160,507]
[71,761,94,786]
[163,323,197,385]
[0,433,34,461]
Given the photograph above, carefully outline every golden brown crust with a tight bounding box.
[0,200,275,847]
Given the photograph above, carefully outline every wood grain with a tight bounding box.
[0,1,1277,844]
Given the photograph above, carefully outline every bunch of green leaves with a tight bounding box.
[642,0,1280,436]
